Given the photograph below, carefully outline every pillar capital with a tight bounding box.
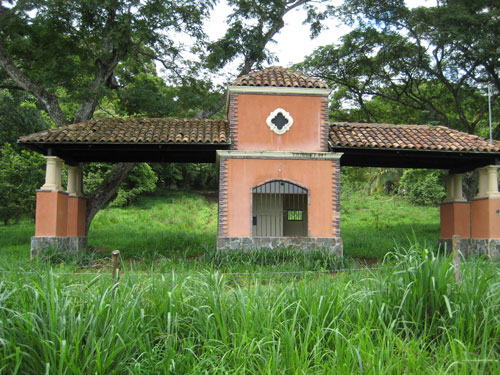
[476,165,500,199]
[40,156,64,191]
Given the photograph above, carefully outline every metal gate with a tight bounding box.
[252,180,308,237]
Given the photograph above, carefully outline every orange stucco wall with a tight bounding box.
[440,202,471,239]
[471,198,500,238]
[234,94,324,152]
[35,191,68,236]
[67,197,87,236]
[225,158,338,237]
[35,192,87,237]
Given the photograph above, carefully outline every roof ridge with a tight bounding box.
[234,66,328,89]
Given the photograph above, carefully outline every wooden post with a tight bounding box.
[452,235,462,283]
[111,250,120,284]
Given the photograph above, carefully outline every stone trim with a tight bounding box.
[217,150,343,161]
[439,238,500,259]
[227,85,331,96]
[229,93,239,150]
[332,160,341,237]
[31,236,87,258]
[218,157,229,236]
[320,96,330,152]
[217,236,343,256]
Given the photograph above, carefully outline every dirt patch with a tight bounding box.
[197,191,219,203]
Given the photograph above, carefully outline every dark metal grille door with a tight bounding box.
[252,181,308,237]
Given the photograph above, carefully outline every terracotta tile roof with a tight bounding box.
[19,118,229,145]
[329,122,500,153]
[234,66,329,89]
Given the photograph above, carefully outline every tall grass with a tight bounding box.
[1,245,499,374]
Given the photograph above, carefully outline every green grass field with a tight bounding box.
[0,189,440,264]
[1,191,500,374]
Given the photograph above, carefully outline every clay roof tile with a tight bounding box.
[234,66,328,89]
[19,118,230,145]
[329,122,500,153]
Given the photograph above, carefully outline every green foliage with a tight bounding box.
[152,163,218,190]
[84,163,158,207]
[206,0,333,74]
[210,248,352,271]
[0,0,216,121]
[340,166,371,192]
[299,2,500,137]
[117,73,223,118]
[399,169,446,206]
[341,167,402,195]
[0,144,45,225]
[0,89,51,146]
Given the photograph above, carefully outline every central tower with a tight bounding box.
[217,66,343,254]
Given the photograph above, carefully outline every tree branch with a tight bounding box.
[0,44,68,126]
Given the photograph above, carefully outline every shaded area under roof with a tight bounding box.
[19,118,500,171]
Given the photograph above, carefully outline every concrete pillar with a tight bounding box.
[476,165,500,199]
[66,163,86,237]
[453,174,466,202]
[444,174,455,202]
[440,172,470,240]
[444,174,465,202]
[40,156,63,191]
[32,159,87,257]
[67,164,83,197]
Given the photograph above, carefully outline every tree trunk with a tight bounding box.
[85,162,137,234]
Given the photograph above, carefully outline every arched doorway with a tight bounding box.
[252,180,308,237]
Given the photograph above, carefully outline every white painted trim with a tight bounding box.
[266,108,294,135]
[227,85,331,96]
[217,150,343,160]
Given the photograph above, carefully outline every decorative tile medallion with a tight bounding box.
[266,108,294,135]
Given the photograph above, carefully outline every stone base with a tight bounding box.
[217,236,343,256]
[439,238,500,259]
[31,236,88,258]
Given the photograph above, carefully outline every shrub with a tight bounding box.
[398,168,446,206]
[0,143,45,224]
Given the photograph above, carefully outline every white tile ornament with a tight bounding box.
[266,108,294,135]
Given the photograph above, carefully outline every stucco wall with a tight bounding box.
[471,198,500,238]
[440,202,471,239]
[231,93,328,152]
[222,157,340,238]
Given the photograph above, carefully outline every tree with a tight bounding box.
[0,143,45,224]
[298,1,500,136]
[0,0,216,230]
[206,0,332,76]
